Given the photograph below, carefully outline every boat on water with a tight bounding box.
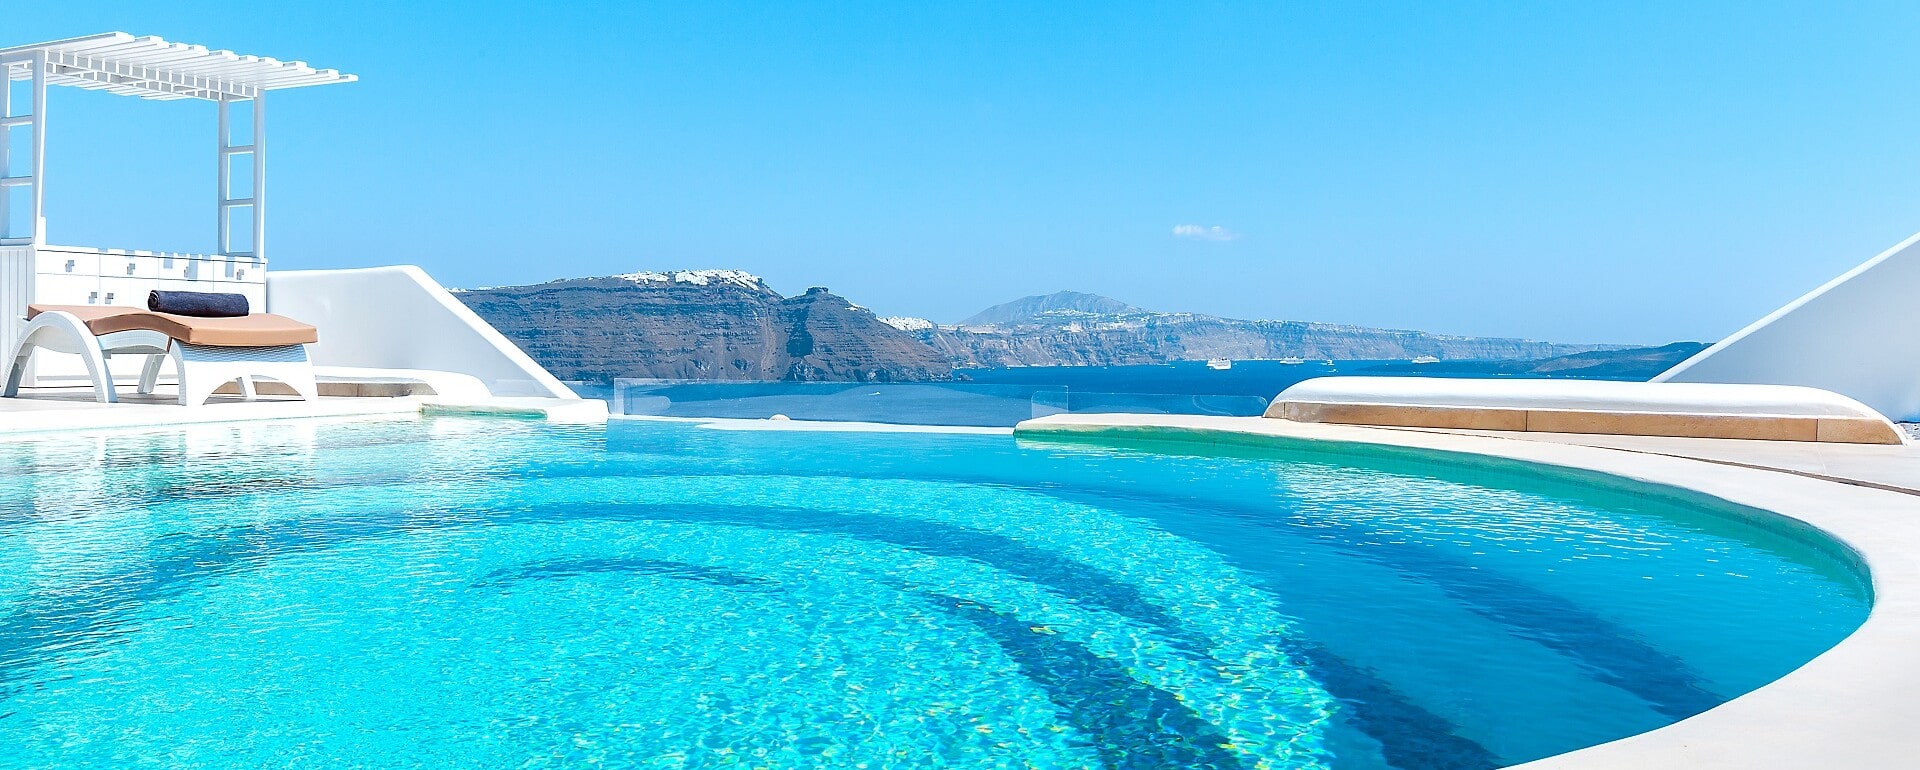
[1411,355,1441,364]
[1206,358,1233,370]
[1277,357,1307,365]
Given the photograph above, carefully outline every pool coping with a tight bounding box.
[1014,413,1920,769]
[611,413,1016,435]
[0,393,608,437]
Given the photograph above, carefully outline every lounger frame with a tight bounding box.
[3,310,318,406]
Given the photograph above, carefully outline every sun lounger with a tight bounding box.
[3,304,320,406]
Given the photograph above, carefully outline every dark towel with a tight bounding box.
[147,290,250,318]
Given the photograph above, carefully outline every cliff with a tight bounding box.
[461,279,1641,383]
[454,271,951,382]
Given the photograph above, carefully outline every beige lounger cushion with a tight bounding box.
[27,304,319,347]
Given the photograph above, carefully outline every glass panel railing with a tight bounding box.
[1029,390,1269,419]
[606,380,1042,427]
[593,380,1270,428]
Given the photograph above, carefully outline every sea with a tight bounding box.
[576,359,1621,428]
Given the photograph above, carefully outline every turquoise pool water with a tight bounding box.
[0,417,1870,769]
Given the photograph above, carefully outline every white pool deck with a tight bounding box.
[0,386,607,434]
[1014,413,1920,769]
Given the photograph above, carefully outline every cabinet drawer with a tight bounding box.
[139,256,264,283]
[149,255,204,281]
[33,273,102,306]
[34,251,99,276]
[231,283,265,308]
[222,258,265,284]
[111,256,162,279]
[183,258,217,282]
[99,277,158,308]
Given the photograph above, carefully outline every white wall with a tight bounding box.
[267,266,578,399]
[1657,230,1920,422]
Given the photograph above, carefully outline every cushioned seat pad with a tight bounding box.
[28,304,319,347]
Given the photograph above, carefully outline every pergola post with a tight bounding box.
[217,96,231,255]
[30,49,45,245]
[0,57,10,241]
[252,91,265,262]
[0,49,47,246]
[217,91,265,260]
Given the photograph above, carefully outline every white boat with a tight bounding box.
[1206,358,1233,370]
[1411,355,1441,364]
[1277,357,1307,365]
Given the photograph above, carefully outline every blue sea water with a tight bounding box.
[0,416,1869,769]
[956,360,1478,399]
[581,360,1616,427]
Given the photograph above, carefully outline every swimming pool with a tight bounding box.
[0,416,1870,769]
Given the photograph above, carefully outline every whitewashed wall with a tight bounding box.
[0,247,31,383]
[267,266,578,399]
[1657,231,1920,422]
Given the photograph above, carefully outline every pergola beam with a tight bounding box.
[47,63,255,101]
[0,32,354,101]
[0,32,351,253]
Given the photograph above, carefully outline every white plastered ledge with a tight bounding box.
[1277,377,1885,417]
[1270,377,1905,444]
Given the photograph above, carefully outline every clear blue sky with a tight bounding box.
[11,2,1920,344]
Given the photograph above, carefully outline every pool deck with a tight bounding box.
[1015,413,1920,769]
[1419,426,1920,496]
[0,386,607,435]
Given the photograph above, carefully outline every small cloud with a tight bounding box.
[1172,224,1240,242]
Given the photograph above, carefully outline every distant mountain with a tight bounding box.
[459,273,1649,383]
[900,292,1624,368]
[960,291,1143,326]
[1362,342,1709,380]
[455,270,950,382]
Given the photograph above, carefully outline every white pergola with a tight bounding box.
[0,32,356,259]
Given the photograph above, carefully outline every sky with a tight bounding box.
[9,1,1920,344]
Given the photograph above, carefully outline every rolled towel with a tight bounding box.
[148,290,250,318]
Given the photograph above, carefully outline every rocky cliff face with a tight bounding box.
[463,280,1633,382]
[456,271,951,382]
